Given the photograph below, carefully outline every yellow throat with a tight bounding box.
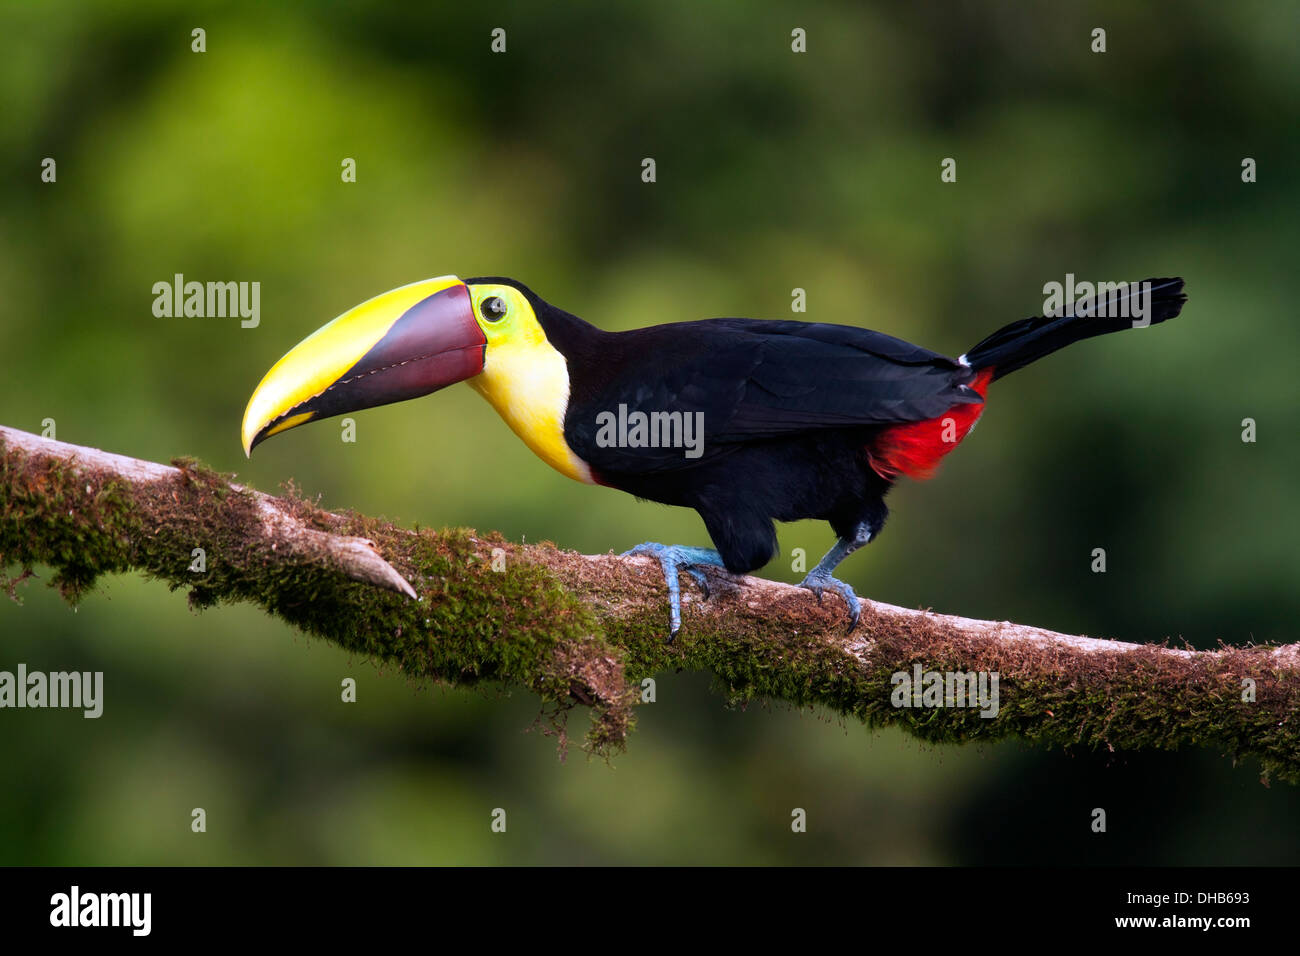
[466,283,594,485]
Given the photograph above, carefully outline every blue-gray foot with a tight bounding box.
[798,569,863,630]
[622,542,729,640]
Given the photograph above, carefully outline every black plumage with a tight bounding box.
[470,276,1186,580]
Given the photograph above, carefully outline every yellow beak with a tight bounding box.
[241,276,486,455]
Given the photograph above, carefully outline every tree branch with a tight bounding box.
[2,425,1296,781]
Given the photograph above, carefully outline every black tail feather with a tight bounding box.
[964,277,1186,380]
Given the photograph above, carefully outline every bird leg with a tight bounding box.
[799,523,873,629]
[622,543,730,641]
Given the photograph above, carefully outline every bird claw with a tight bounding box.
[798,571,862,630]
[685,567,711,600]
[622,542,727,640]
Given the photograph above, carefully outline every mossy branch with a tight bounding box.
[2,425,1297,781]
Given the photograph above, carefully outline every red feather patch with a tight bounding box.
[868,369,993,480]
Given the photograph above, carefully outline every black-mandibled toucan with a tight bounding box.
[242,275,1186,638]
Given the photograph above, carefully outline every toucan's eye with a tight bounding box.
[480,296,508,322]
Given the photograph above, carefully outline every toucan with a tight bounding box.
[242,275,1186,638]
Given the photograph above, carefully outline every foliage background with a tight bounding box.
[1,1,1297,863]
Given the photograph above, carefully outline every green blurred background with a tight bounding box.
[2,1,1297,864]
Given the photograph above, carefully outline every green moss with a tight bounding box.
[2,435,1296,778]
[0,438,630,754]
[0,442,139,602]
[597,587,1299,783]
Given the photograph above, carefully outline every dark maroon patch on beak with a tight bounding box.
[289,283,486,424]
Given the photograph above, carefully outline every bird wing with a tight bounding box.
[564,318,980,475]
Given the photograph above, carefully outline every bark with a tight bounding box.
[2,424,1296,781]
